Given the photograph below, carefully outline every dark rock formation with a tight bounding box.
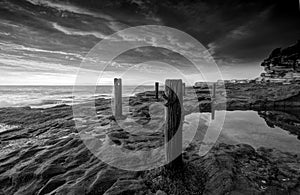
[144,143,300,195]
[261,41,300,81]
[191,82,300,111]
[198,144,300,195]
[224,83,300,109]
[258,110,300,139]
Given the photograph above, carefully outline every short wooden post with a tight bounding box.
[211,102,215,120]
[114,78,122,118]
[182,83,186,96]
[155,82,159,100]
[212,83,216,98]
[165,79,183,169]
[211,83,216,120]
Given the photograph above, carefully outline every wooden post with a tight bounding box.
[165,79,183,169]
[155,82,159,100]
[182,83,186,96]
[211,102,215,120]
[211,83,216,120]
[114,78,122,118]
[212,83,216,98]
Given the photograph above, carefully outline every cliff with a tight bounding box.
[261,41,300,81]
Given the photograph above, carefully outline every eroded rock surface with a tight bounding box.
[261,41,300,81]
[0,95,299,195]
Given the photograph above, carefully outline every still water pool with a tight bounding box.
[184,111,300,154]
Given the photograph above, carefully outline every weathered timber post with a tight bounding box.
[211,83,216,120]
[155,82,159,100]
[212,83,216,98]
[164,79,183,169]
[182,83,186,96]
[114,78,122,118]
[211,102,215,120]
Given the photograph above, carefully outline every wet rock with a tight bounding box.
[87,168,134,195]
[193,144,300,195]
[39,164,66,179]
[155,190,167,195]
[103,179,149,195]
[38,178,66,195]
[0,96,300,195]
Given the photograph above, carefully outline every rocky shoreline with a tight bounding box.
[193,82,300,139]
[193,82,300,111]
[0,88,299,195]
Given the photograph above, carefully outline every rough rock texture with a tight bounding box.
[0,94,300,195]
[143,143,300,195]
[261,41,300,80]
[193,82,300,111]
[224,83,300,108]
[197,143,300,195]
[0,99,146,195]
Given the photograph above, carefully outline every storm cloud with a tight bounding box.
[0,0,299,84]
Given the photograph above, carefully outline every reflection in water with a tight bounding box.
[258,110,300,139]
[188,110,300,155]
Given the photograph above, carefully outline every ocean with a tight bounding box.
[0,85,157,108]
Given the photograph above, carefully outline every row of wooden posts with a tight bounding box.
[113,78,216,169]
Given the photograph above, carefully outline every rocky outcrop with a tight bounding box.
[190,82,300,111]
[0,93,300,195]
[224,83,300,109]
[261,41,300,81]
[198,144,300,195]
[144,143,300,195]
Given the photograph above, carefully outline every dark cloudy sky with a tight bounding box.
[0,0,299,85]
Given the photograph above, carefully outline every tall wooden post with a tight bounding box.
[182,83,186,96]
[165,79,183,169]
[114,78,122,118]
[155,82,159,100]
